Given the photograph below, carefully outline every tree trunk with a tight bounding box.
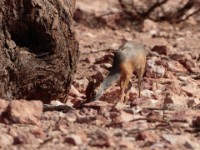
[0,0,79,103]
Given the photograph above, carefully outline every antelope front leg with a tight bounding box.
[115,74,131,108]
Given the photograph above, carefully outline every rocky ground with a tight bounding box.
[0,0,200,149]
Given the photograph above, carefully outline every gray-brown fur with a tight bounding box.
[91,41,146,102]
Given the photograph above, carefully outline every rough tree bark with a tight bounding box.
[0,0,79,103]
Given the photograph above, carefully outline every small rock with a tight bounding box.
[164,93,188,110]
[187,98,200,108]
[193,116,200,127]
[142,19,158,32]
[114,102,127,110]
[76,116,96,124]
[141,90,155,99]
[124,105,142,114]
[112,110,134,123]
[167,61,187,73]
[149,30,159,37]
[8,128,18,137]
[85,55,96,64]
[91,64,104,72]
[95,115,108,126]
[8,100,43,125]
[170,53,184,60]
[89,129,115,147]
[178,76,188,81]
[182,85,200,98]
[0,133,14,148]
[31,128,46,139]
[0,99,9,116]
[178,55,196,72]
[165,71,177,80]
[151,45,170,55]
[146,58,166,78]
[136,130,159,143]
[69,85,84,98]
[15,131,37,144]
[65,111,77,122]
[162,134,179,144]
[118,138,135,149]
[146,111,163,121]
[73,78,89,89]
[122,115,148,131]
[162,134,194,146]
[50,100,65,106]
[146,65,165,78]
[150,143,165,149]
[65,134,82,145]
[166,82,182,95]
[101,63,112,69]
[56,118,69,133]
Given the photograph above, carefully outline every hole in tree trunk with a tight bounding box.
[10,22,54,56]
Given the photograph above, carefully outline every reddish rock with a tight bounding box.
[183,86,200,98]
[64,134,82,145]
[0,133,14,148]
[179,57,196,72]
[141,90,155,99]
[118,139,135,149]
[165,71,177,80]
[75,131,88,143]
[91,64,104,73]
[31,128,46,139]
[65,111,77,122]
[56,118,69,133]
[122,116,149,131]
[187,98,200,108]
[193,116,200,127]
[8,100,43,125]
[136,130,159,143]
[0,99,9,116]
[151,45,171,55]
[95,115,109,126]
[89,129,115,147]
[166,82,182,95]
[167,61,187,73]
[8,128,18,137]
[146,58,166,78]
[68,85,85,98]
[76,115,97,124]
[14,131,38,144]
[162,134,191,145]
[85,55,96,64]
[112,110,134,123]
[170,53,184,60]
[146,111,163,121]
[164,93,188,110]
[142,19,158,32]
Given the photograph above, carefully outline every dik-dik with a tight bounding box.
[87,41,147,107]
